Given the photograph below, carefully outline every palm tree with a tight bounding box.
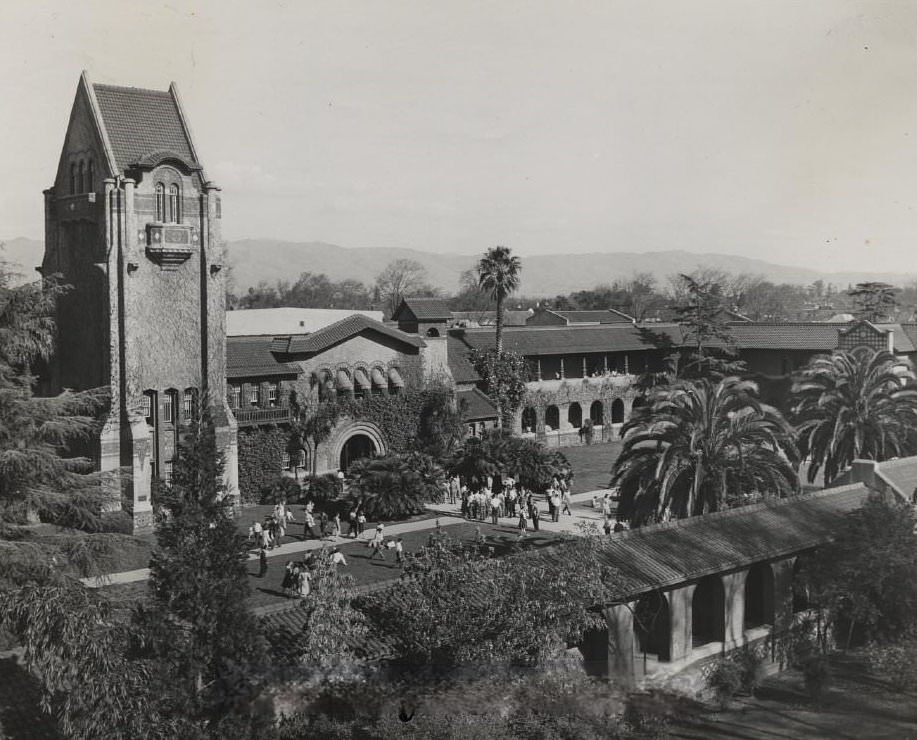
[477,246,521,427]
[611,377,799,526]
[791,348,917,486]
[477,246,522,356]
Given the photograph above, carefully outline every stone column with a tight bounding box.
[560,403,571,431]
[605,602,636,688]
[536,357,542,381]
[723,570,749,650]
[667,584,696,662]
[582,355,588,377]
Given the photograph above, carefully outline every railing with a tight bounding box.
[525,374,636,391]
[233,406,293,426]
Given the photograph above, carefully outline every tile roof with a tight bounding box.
[872,457,917,501]
[283,314,424,355]
[451,324,683,356]
[226,336,300,379]
[92,84,197,173]
[392,297,452,321]
[728,322,841,351]
[456,387,498,421]
[597,485,870,599]
[447,335,481,384]
[226,308,383,337]
[897,323,917,352]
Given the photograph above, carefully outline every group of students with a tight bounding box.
[460,474,574,538]
[248,501,297,550]
[366,522,406,564]
[275,547,350,597]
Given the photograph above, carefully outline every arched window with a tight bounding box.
[169,184,180,222]
[69,164,76,195]
[590,401,604,425]
[155,183,165,222]
[182,388,198,421]
[611,398,625,424]
[521,407,537,433]
[545,405,559,431]
[86,160,94,192]
[568,402,582,429]
[77,161,85,193]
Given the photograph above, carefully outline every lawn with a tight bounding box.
[246,519,569,609]
[562,440,623,494]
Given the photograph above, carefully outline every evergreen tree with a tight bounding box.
[133,397,269,736]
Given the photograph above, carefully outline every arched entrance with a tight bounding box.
[545,405,559,431]
[340,434,376,471]
[521,406,537,433]
[590,401,603,425]
[744,562,775,629]
[568,402,582,428]
[611,398,625,424]
[692,576,725,647]
[635,591,671,661]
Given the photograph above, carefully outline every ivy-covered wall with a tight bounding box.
[339,387,449,454]
[237,425,288,503]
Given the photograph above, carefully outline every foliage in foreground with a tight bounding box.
[612,376,799,525]
[802,493,917,648]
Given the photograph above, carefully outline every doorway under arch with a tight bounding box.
[521,406,537,433]
[568,402,583,428]
[692,575,726,647]
[611,398,625,424]
[590,400,604,425]
[635,591,671,661]
[339,433,377,471]
[545,405,559,431]
[744,562,775,629]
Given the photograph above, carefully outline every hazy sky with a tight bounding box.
[2,1,917,273]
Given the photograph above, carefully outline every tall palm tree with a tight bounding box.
[611,377,799,526]
[477,246,521,428]
[792,348,917,486]
[477,245,521,357]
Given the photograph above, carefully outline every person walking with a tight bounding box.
[281,561,295,596]
[561,490,572,516]
[395,537,405,565]
[490,493,500,525]
[258,547,268,578]
[370,527,387,561]
[517,507,528,539]
[550,491,561,523]
[304,509,316,540]
[529,499,540,532]
[297,567,311,598]
[603,516,613,535]
[347,508,358,537]
[332,512,341,538]
[357,512,367,537]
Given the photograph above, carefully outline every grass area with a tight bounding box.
[669,651,917,739]
[246,519,569,609]
[562,440,623,494]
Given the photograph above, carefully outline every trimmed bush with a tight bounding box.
[259,476,304,505]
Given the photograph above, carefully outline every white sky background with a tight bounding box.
[2,0,917,273]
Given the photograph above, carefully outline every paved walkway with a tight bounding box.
[82,490,615,588]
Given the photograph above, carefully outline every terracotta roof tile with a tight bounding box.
[452,324,683,356]
[553,310,634,324]
[284,314,425,355]
[226,336,299,379]
[93,84,196,173]
[393,297,452,321]
[599,485,870,598]
[447,335,481,384]
[456,387,497,421]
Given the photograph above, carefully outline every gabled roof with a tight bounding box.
[597,484,870,599]
[392,297,452,322]
[226,336,299,379]
[727,322,841,351]
[226,308,383,337]
[92,82,199,174]
[280,314,425,355]
[456,387,498,421]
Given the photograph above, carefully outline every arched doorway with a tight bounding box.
[426,327,440,337]
[590,401,604,425]
[568,402,582,428]
[339,433,377,471]
[521,406,537,433]
[545,405,559,431]
[611,398,625,424]
[744,562,775,629]
[635,591,671,661]
[692,576,725,647]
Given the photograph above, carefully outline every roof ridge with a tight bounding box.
[93,82,171,95]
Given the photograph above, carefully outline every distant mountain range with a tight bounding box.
[5,236,916,297]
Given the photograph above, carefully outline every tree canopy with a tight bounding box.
[791,348,917,485]
[612,377,799,525]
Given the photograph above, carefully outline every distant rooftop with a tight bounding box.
[226,307,383,337]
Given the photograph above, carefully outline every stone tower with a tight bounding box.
[42,72,238,530]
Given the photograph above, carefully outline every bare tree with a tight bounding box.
[374,259,435,318]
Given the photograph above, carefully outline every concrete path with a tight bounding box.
[82,489,616,588]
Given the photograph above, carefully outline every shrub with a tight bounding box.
[865,637,917,692]
[344,453,443,521]
[707,657,744,708]
[259,476,304,505]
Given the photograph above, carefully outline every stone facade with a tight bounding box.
[43,73,236,531]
